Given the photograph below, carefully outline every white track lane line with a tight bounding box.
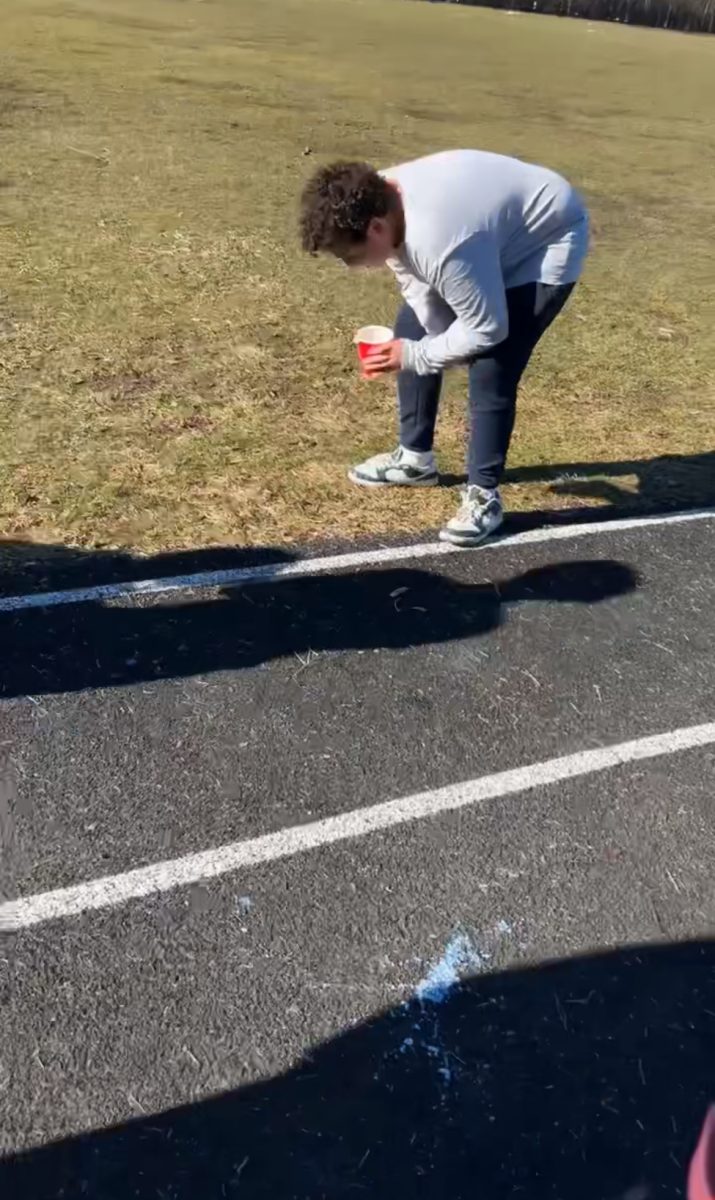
[2,721,713,932]
[0,507,713,613]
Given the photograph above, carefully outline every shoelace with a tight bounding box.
[460,485,487,510]
[458,486,500,519]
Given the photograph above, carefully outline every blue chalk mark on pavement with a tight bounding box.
[415,931,488,1005]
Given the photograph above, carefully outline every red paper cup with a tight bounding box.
[353,325,393,374]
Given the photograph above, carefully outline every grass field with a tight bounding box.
[1,0,714,553]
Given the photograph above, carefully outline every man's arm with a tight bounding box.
[391,262,454,337]
[401,234,508,375]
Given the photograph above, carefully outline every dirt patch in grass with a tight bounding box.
[0,0,713,554]
[89,371,158,400]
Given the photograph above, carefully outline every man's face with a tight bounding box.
[339,216,395,270]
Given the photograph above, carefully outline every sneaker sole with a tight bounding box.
[438,520,503,547]
[348,470,439,489]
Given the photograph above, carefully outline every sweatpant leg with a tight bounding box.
[467,282,575,489]
[394,304,443,453]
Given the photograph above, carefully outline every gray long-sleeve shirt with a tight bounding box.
[381,150,589,375]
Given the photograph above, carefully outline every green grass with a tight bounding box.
[1,0,714,552]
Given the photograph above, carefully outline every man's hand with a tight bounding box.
[362,339,404,378]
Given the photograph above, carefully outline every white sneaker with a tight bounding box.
[439,485,504,546]
[349,446,438,488]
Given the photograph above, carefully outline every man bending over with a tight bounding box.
[300,148,589,545]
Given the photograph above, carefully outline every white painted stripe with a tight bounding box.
[2,721,713,932]
[0,507,713,614]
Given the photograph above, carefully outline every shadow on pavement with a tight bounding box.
[0,540,298,599]
[0,558,638,697]
[2,938,713,1198]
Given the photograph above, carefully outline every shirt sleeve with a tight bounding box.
[390,261,454,337]
[401,234,509,375]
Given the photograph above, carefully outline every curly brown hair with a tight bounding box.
[299,161,395,255]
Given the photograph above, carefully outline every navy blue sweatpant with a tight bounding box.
[395,281,575,489]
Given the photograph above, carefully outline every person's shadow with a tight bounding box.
[1,937,712,1199]
[0,557,639,697]
[441,449,715,518]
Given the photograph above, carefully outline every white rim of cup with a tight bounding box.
[353,325,394,346]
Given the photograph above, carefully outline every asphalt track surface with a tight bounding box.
[0,510,714,1199]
